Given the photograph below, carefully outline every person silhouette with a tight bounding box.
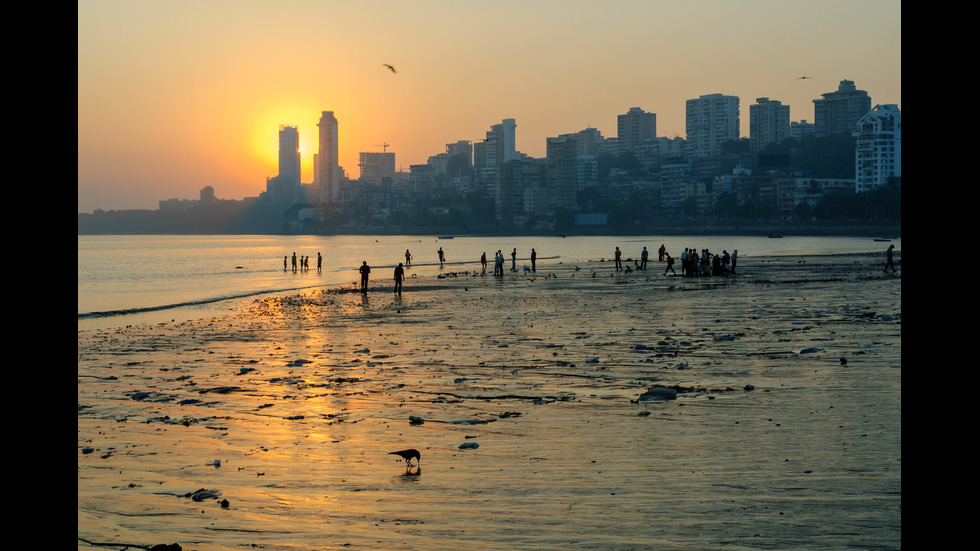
[359,261,371,293]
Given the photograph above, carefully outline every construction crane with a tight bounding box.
[374,143,390,153]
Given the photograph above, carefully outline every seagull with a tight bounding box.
[389,448,420,470]
[383,64,397,74]
[796,76,812,80]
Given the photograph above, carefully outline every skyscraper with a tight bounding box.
[685,94,740,158]
[749,98,790,154]
[854,104,901,193]
[483,118,517,168]
[265,125,302,205]
[617,107,657,154]
[813,80,871,137]
[317,111,340,204]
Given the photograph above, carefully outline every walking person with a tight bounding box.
[530,248,537,272]
[394,262,405,294]
[883,244,896,273]
[359,261,371,294]
[730,250,738,274]
[438,247,445,269]
[664,253,676,275]
[615,247,622,271]
[405,249,412,267]
[481,252,488,274]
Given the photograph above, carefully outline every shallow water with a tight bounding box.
[78,254,901,550]
[78,234,899,331]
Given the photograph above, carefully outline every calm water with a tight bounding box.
[78,234,898,331]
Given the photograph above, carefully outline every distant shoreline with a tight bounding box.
[77,223,901,238]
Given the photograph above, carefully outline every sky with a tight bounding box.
[78,0,901,213]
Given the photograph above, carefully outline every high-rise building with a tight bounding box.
[317,111,340,204]
[483,118,517,168]
[813,80,871,137]
[617,107,657,154]
[265,125,302,204]
[854,104,901,193]
[358,152,396,185]
[685,94,740,158]
[749,98,790,154]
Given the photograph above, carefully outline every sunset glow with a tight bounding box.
[78,0,900,212]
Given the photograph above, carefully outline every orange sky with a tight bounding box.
[78,0,900,212]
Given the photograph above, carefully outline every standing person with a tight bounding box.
[530,248,537,272]
[394,262,405,294]
[317,252,322,272]
[664,253,676,275]
[438,247,445,269]
[495,250,503,276]
[359,261,371,294]
[640,247,649,270]
[511,248,517,272]
[730,250,738,274]
[283,256,288,271]
[292,252,298,272]
[481,252,488,273]
[615,247,623,271]
[883,244,896,273]
[405,249,412,267]
[658,244,666,262]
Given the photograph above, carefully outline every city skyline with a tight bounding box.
[78,0,901,213]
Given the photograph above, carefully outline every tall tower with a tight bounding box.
[317,111,340,204]
[278,125,301,187]
[813,80,871,137]
[617,107,657,154]
[854,104,901,192]
[749,98,790,153]
[265,125,301,204]
[685,93,740,158]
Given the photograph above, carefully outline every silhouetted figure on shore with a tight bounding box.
[394,262,404,294]
[531,248,537,272]
[658,244,666,262]
[664,253,676,275]
[317,252,322,272]
[405,249,412,267]
[438,247,445,269]
[883,244,896,273]
[615,247,622,271]
[359,261,371,293]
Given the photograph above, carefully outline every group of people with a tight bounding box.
[613,244,737,277]
[662,247,737,277]
[285,252,322,273]
[480,248,537,275]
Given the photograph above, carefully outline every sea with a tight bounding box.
[78,233,899,332]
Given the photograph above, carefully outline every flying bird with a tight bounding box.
[383,64,397,74]
[389,448,420,470]
[796,76,812,80]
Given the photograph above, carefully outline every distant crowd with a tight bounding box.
[614,244,737,277]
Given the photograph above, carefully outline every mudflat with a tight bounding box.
[78,252,901,550]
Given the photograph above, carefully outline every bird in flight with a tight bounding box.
[389,448,420,471]
[796,76,812,80]
[383,64,397,74]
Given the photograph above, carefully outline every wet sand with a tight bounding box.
[78,253,901,550]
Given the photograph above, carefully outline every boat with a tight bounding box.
[437,235,454,240]
[767,234,783,238]
[873,238,892,242]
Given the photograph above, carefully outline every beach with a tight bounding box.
[78,252,901,550]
